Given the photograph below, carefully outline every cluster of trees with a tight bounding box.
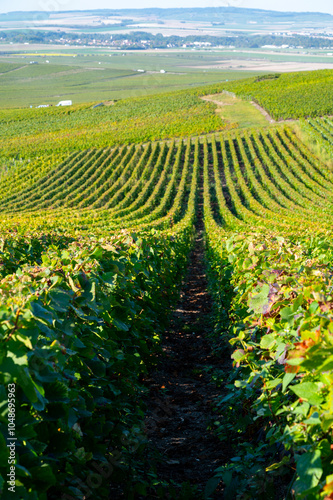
[1,29,333,50]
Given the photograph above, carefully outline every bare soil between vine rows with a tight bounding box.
[143,230,231,497]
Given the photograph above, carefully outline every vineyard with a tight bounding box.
[0,91,230,161]
[196,69,333,121]
[0,114,333,500]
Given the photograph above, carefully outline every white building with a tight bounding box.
[56,100,72,107]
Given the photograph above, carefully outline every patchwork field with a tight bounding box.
[3,45,333,108]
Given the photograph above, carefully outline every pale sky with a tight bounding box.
[0,0,332,15]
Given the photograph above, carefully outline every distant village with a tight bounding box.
[1,30,333,51]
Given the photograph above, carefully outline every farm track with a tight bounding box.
[141,171,231,497]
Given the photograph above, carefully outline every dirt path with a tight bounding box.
[0,64,28,75]
[143,170,232,497]
[250,101,276,123]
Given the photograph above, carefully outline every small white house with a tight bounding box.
[56,100,72,107]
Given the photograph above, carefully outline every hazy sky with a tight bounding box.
[0,0,333,15]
